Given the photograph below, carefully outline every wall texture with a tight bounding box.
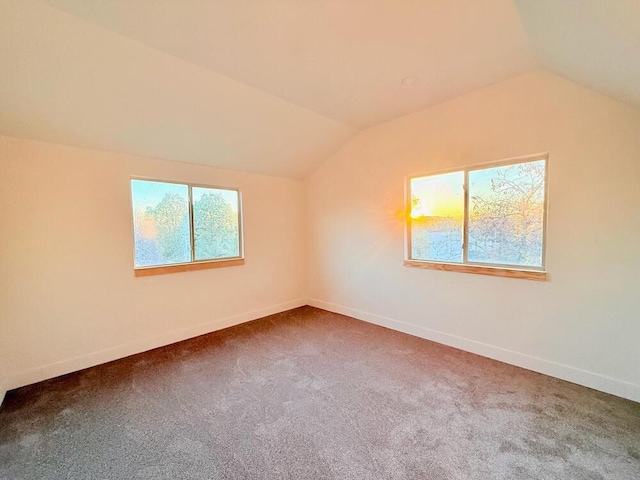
[306,71,640,402]
[0,136,306,390]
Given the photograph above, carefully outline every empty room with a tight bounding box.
[1,1,639,479]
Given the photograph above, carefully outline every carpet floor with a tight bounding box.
[0,306,639,479]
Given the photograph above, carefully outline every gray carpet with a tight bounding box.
[0,306,638,479]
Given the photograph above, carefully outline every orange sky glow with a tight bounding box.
[410,171,464,218]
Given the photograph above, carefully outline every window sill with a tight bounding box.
[135,258,245,277]
[403,260,547,281]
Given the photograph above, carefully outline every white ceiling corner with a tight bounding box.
[514,0,640,112]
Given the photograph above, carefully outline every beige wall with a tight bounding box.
[306,71,640,402]
[0,136,306,390]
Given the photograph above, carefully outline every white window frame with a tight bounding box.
[130,177,244,276]
[405,153,549,280]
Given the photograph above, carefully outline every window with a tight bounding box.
[130,179,243,276]
[406,154,548,280]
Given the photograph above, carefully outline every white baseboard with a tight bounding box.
[0,383,6,409]
[7,298,639,405]
[307,298,640,403]
[8,299,306,391]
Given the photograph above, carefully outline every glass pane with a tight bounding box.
[410,171,464,262]
[468,159,546,267]
[131,180,191,267]
[192,187,240,261]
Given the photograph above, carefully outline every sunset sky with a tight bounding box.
[410,159,546,219]
[410,171,464,218]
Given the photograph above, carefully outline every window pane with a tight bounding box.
[193,187,240,261]
[468,159,546,267]
[410,171,464,262]
[131,180,191,267]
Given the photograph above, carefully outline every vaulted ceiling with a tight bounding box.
[1,1,638,178]
[515,0,640,112]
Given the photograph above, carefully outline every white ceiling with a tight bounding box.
[515,0,640,112]
[1,1,638,178]
[39,0,538,129]
[0,0,355,178]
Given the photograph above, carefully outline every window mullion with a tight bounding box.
[188,184,195,263]
[463,170,469,264]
